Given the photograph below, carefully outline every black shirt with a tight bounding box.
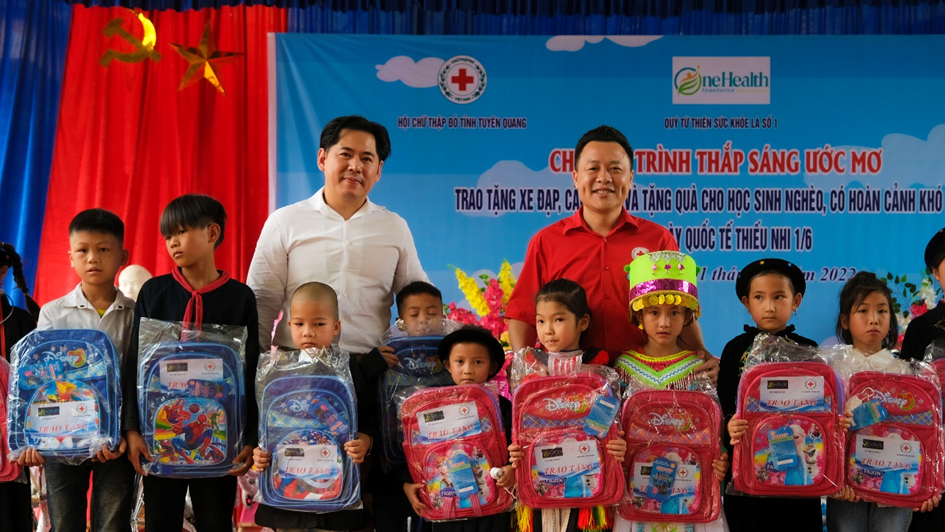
[900,300,945,361]
[1,296,36,361]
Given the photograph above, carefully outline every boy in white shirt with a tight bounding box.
[18,208,136,532]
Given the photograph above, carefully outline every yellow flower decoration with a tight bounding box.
[498,260,516,305]
[456,267,489,317]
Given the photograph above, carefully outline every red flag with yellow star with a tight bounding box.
[35,5,286,302]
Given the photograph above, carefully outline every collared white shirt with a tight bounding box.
[247,188,428,353]
[36,283,135,366]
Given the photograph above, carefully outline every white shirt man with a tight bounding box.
[247,116,427,353]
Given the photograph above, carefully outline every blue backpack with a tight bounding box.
[138,341,244,477]
[8,329,121,461]
[378,336,454,468]
[259,374,360,510]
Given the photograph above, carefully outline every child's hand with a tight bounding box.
[253,447,272,470]
[230,445,254,476]
[728,417,748,445]
[16,448,44,467]
[606,432,627,463]
[404,482,428,514]
[712,452,730,481]
[344,433,372,464]
[125,430,152,476]
[378,345,397,367]
[95,436,127,462]
[915,493,941,513]
[508,444,524,467]
[496,465,516,488]
[830,485,860,503]
[839,412,853,433]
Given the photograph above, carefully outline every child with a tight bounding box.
[252,281,376,531]
[17,209,136,532]
[122,195,259,532]
[402,326,516,531]
[901,227,945,531]
[0,242,35,532]
[535,278,609,365]
[827,271,919,531]
[612,251,729,532]
[508,281,628,532]
[719,258,822,532]
[368,280,446,532]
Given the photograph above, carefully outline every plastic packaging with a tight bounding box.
[507,347,585,391]
[0,355,20,480]
[730,334,845,497]
[843,359,944,507]
[399,383,512,521]
[924,339,945,391]
[512,366,624,509]
[136,318,247,478]
[377,320,461,469]
[7,329,122,464]
[256,347,361,512]
[618,381,722,523]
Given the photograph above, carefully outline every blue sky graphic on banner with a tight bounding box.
[271,35,945,353]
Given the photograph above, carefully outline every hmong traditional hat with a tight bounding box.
[924,227,945,272]
[735,258,806,300]
[625,251,700,317]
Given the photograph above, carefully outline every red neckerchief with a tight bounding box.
[172,268,231,330]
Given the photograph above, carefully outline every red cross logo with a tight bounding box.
[580,444,589,453]
[902,444,912,453]
[321,448,330,457]
[806,380,815,389]
[460,406,469,416]
[678,468,688,477]
[206,363,214,371]
[77,405,87,414]
[451,68,474,91]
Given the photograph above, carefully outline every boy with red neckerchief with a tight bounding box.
[123,194,259,532]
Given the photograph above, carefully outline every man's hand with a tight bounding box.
[253,447,272,470]
[692,351,719,385]
[16,448,44,467]
[378,345,397,367]
[125,430,152,476]
[344,433,372,464]
[230,445,254,476]
[404,482,428,514]
[96,436,128,462]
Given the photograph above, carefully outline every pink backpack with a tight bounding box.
[401,385,512,521]
[619,390,721,523]
[845,371,944,506]
[733,361,844,496]
[512,372,623,509]
[0,357,20,481]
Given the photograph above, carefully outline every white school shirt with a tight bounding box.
[247,187,428,354]
[36,283,135,367]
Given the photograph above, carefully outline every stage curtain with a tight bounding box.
[33,4,286,303]
[0,0,71,308]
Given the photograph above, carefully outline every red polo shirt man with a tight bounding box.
[507,125,718,376]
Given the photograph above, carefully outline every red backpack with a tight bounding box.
[733,361,844,496]
[401,385,512,521]
[620,390,721,523]
[845,371,944,506]
[0,357,20,481]
[512,372,623,509]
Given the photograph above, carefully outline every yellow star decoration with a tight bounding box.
[169,22,243,95]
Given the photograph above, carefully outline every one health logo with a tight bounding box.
[672,57,770,105]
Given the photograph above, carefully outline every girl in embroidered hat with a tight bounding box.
[615,251,704,391]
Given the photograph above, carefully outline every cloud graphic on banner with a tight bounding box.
[546,35,661,52]
[459,160,576,218]
[375,56,445,88]
[803,124,945,189]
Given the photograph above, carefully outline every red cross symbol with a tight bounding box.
[460,406,469,415]
[451,68,474,91]
[321,448,330,457]
[806,380,815,389]
[77,405,87,413]
[206,363,214,371]
[580,444,589,453]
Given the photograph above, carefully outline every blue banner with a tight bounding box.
[272,35,945,353]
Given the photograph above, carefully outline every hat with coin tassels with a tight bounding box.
[625,250,701,318]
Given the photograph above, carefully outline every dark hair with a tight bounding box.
[574,125,633,167]
[396,281,442,316]
[0,242,40,320]
[750,270,797,295]
[69,208,124,245]
[159,194,227,249]
[835,271,899,348]
[320,115,391,162]
[535,279,591,320]
[292,282,339,320]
